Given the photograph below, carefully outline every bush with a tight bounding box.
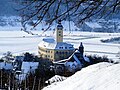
[87,55,113,66]
[0,58,4,62]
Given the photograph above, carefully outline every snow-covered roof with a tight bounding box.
[0,62,13,70]
[83,56,90,62]
[38,38,74,50]
[45,75,67,84]
[18,62,39,80]
[85,22,102,29]
[21,62,39,73]
[117,25,120,29]
[65,61,81,72]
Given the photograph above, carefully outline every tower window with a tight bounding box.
[56,51,58,54]
[59,34,61,36]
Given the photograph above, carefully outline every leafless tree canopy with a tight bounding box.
[17,0,120,28]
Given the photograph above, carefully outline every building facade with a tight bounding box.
[38,20,74,61]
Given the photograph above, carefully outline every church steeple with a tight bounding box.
[79,42,84,55]
[56,20,63,43]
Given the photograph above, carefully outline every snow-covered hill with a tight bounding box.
[0,15,120,33]
[43,62,120,90]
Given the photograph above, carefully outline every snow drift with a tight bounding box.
[43,62,120,90]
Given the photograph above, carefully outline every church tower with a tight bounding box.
[56,20,63,43]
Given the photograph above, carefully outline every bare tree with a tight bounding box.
[16,0,120,30]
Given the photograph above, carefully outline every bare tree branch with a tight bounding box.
[15,0,120,30]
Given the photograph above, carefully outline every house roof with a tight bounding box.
[0,62,13,70]
[38,37,74,50]
[54,49,90,64]
[18,62,39,81]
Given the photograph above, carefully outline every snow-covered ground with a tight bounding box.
[0,30,120,61]
[43,62,120,90]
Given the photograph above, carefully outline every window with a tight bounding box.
[56,51,58,54]
[59,34,61,36]
[65,47,67,49]
[65,52,68,55]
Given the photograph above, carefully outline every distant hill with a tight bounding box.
[0,1,120,33]
[0,0,120,18]
[0,0,19,16]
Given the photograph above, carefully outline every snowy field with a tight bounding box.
[0,29,120,61]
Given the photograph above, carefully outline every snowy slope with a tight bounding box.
[43,62,120,90]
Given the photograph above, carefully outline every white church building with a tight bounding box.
[38,20,75,61]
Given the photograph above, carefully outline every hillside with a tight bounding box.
[43,62,120,90]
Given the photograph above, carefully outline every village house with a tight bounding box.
[38,20,75,61]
